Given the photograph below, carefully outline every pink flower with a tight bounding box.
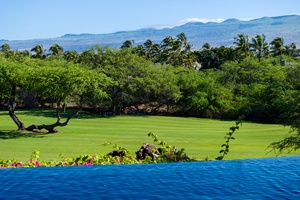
[167,153,172,158]
[16,162,24,167]
[35,161,41,167]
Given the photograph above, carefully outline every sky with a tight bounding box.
[1,0,300,41]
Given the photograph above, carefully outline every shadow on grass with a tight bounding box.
[8,108,116,119]
[0,130,48,140]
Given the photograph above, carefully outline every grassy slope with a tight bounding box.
[0,110,299,161]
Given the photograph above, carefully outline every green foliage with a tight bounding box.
[268,134,300,155]
[177,70,234,118]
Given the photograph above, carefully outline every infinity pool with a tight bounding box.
[1,156,299,199]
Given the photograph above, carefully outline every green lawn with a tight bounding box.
[0,109,299,161]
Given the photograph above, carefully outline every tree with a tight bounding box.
[268,88,300,154]
[31,45,46,59]
[0,43,15,58]
[250,34,269,61]
[219,57,289,122]
[49,44,64,57]
[195,43,219,69]
[23,61,112,132]
[0,43,11,53]
[0,57,28,130]
[194,45,236,69]
[233,34,250,59]
[177,70,234,118]
[270,37,285,65]
[143,39,160,61]
[159,33,193,66]
[121,40,134,49]
[63,50,80,63]
[20,50,31,57]
[0,57,112,133]
[285,43,298,57]
[176,32,192,54]
[143,39,153,52]
[268,65,300,154]
[202,42,211,51]
[160,36,176,65]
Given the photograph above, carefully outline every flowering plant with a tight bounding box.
[0,132,194,169]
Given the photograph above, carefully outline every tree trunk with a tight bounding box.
[8,97,26,130]
[8,84,26,131]
[8,96,79,133]
[26,104,80,133]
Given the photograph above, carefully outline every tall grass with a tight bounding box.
[0,110,299,161]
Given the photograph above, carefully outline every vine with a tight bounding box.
[216,119,242,160]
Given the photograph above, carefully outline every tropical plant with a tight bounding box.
[285,43,298,57]
[270,37,286,65]
[63,50,80,63]
[121,40,134,49]
[233,33,250,58]
[0,43,11,53]
[49,44,64,57]
[250,34,269,61]
[31,45,46,59]
[0,43,15,58]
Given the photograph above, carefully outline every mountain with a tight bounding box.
[2,15,300,52]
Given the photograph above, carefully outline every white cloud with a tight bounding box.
[179,18,226,24]
[178,17,254,24]
[154,17,256,30]
[155,18,225,29]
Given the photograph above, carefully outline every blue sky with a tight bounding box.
[1,0,300,40]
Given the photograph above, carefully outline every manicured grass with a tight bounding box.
[0,109,299,161]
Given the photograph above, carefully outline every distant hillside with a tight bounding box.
[2,15,300,52]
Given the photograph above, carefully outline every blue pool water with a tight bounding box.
[1,156,299,199]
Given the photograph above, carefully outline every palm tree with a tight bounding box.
[176,32,191,53]
[150,43,162,63]
[202,42,211,51]
[175,33,192,66]
[270,37,285,65]
[287,43,298,57]
[63,50,79,63]
[160,33,193,66]
[160,36,176,65]
[121,40,134,49]
[143,39,153,52]
[20,50,30,57]
[250,34,269,61]
[0,43,11,53]
[143,39,154,60]
[49,44,64,57]
[0,43,17,58]
[133,45,147,58]
[31,45,46,59]
[233,34,250,58]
